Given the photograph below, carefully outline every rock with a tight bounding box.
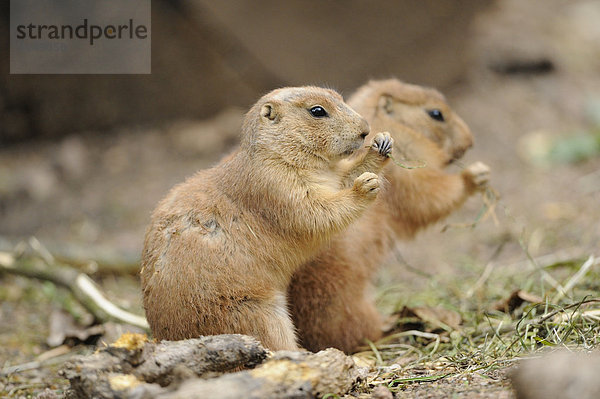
[511,350,600,399]
[156,348,361,399]
[60,334,362,399]
[60,334,268,399]
[370,385,394,399]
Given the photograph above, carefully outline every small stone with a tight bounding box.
[370,384,394,399]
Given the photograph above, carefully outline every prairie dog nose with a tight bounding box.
[359,118,370,138]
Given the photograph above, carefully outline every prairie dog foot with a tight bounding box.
[371,131,394,157]
[353,172,380,199]
[464,161,490,188]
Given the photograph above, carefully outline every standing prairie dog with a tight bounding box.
[288,79,491,353]
[349,79,490,238]
[140,86,393,351]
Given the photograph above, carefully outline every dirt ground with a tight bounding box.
[1,0,600,397]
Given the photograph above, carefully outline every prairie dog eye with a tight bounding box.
[427,109,445,122]
[309,106,328,118]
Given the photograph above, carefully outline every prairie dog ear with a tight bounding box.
[377,94,394,114]
[260,103,279,122]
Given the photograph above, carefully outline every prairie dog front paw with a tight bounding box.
[353,172,380,199]
[464,161,490,189]
[371,132,393,157]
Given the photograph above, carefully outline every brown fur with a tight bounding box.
[140,86,393,351]
[288,79,490,353]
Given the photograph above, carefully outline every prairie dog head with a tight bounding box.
[348,79,473,164]
[242,86,370,167]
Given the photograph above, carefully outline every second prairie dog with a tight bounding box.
[349,79,490,238]
[140,86,393,351]
[288,79,491,353]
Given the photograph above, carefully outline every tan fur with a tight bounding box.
[140,86,393,351]
[288,79,490,353]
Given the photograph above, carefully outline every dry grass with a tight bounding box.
[353,245,600,396]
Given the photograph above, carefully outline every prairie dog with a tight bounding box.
[350,79,490,238]
[289,79,490,353]
[140,86,393,351]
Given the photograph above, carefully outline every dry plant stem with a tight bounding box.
[442,186,499,232]
[1,348,76,376]
[466,262,496,299]
[516,230,565,293]
[366,340,384,366]
[498,200,566,294]
[479,298,600,338]
[0,237,141,275]
[500,249,589,271]
[0,250,149,330]
[378,330,443,344]
[386,153,427,169]
[465,240,508,299]
[55,253,140,276]
[552,255,598,303]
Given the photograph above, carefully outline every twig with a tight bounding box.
[1,347,78,376]
[8,383,47,396]
[0,237,142,275]
[36,345,72,362]
[2,240,142,275]
[0,247,149,330]
[29,236,55,265]
[2,360,40,376]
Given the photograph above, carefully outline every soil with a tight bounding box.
[2,0,600,397]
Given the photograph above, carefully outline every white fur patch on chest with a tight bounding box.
[272,292,291,320]
[310,169,342,192]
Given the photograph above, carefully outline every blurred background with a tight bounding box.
[1,1,600,396]
[1,0,599,283]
